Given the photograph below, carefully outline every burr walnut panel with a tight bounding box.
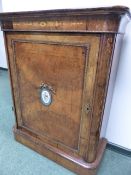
[13,40,89,150]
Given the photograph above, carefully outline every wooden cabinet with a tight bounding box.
[0,6,130,175]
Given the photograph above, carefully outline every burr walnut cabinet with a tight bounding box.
[0,6,130,175]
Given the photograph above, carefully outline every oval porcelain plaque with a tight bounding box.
[41,88,52,106]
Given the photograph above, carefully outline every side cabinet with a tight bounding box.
[0,6,130,175]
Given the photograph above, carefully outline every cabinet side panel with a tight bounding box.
[86,34,116,162]
[100,34,124,138]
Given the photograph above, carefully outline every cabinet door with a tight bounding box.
[6,33,100,162]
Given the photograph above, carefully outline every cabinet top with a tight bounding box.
[0,6,130,20]
[0,6,130,33]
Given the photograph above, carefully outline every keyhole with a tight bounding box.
[85,104,91,114]
[87,106,90,111]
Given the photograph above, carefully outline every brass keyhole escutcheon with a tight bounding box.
[85,104,91,114]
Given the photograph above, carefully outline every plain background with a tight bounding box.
[0,0,131,150]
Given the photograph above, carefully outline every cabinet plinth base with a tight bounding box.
[13,126,107,175]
